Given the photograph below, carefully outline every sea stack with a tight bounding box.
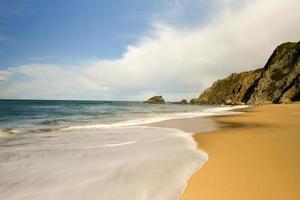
[143,96,165,104]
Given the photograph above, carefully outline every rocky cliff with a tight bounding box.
[197,41,300,105]
[197,69,263,105]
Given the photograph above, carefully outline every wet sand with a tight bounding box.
[152,104,300,200]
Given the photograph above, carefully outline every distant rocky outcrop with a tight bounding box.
[196,41,300,105]
[190,98,199,105]
[172,99,188,104]
[180,99,188,104]
[143,96,165,104]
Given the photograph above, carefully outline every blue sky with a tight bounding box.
[0,0,299,100]
[0,0,211,67]
[0,0,156,66]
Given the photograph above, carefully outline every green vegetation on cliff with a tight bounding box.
[196,41,300,105]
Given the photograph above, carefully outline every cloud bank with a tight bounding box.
[1,0,300,100]
[0,70,12,82]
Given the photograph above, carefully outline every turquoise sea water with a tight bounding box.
[0,100,243,200]
[0,100,214,134]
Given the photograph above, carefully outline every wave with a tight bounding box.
[0,126,207,200]
[62,105,249,131]
[203,105,249,113]
[38,119,70,125]
[0,105,249,136]
[0,104,249,200]
[0,128,21,136]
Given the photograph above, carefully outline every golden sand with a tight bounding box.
[180,104,300,200]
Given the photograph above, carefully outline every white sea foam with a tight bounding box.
[0,131,7,137]
[0,126,207,200]
[62,105,249,132]
[0,105,247,200]
[203,105,249,113]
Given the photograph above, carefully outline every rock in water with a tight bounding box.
[180,99,188,104]
[172,99,189,104]
[196,41,300,105]
[143,96,165,104]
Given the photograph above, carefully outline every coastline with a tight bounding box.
[151,104,300,200]
[2,102,299,199]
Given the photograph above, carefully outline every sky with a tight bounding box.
[0,0,299,100]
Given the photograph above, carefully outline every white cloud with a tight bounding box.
[1,0,300,100]
[0,70,12,82]
[0,64,109,100]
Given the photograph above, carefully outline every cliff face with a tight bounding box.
[247,42,300,104]
[197,41,300,105]
[198,69,263,105]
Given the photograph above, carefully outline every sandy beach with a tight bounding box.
[152,104,300,200]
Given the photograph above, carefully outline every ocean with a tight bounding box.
[0,100,243,200]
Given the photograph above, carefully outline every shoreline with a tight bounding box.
[151,104,300,200]
[148,106,248,199]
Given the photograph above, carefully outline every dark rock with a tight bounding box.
[180,99,188,104]
[248,42,300,104]
[143,96,165,104]
[189,98,199,105]
[171,99,188,104]
[195,41,300,105]
[197,69,263,105]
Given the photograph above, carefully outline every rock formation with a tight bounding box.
[247,42,300,104]
[190,98,199,105]
[180,99,188,104]
[197,69,263,105]
[143,96,165,104]
[172,99,188,104]
[196,41,300,105]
